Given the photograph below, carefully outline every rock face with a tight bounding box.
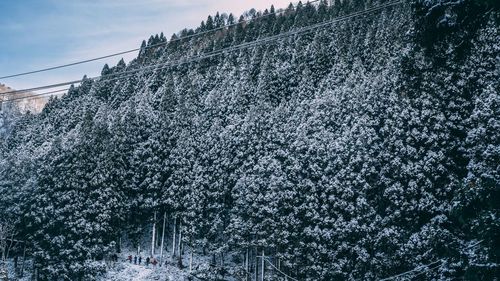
[0,83,48,113]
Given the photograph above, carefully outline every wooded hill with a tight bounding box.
[0,0,498,280]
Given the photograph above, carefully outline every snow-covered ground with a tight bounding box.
[3,244,242,281]
[103,261,190,281]
[4,256,193,281]
[3,259,31,281]
[4,253,256,281]
[102,246,214,281]
[103,250,241,281]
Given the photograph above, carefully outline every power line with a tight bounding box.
[379,240,483,281]
[0,70,144,105]
[0,68,149,104]
[257,255,299,281]
[0,68,152,105]
[1,1,403,97]
[0,0,322,80]
[1,66,150,99]
[1,0,404,100]
[379,260,444,281]
[0,1,323,95]
[1,79,82,96]
[1,89,69,104]
[410,261,444,280]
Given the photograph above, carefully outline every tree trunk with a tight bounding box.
[33,266,38,281]
[177,220,183,270]
[20,244,26,278]
[189,246,193,273]
[178,219,182,257]
[245,248,249,281]
[118,237,122,253]
[151,211,157,256]
[172,216,177,258]
[254,248,258,281]
[261,249,265,281]
[157,222,161,248]
[160,212,166,266]
[277,257,281,280]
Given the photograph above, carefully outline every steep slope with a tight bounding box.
[0,0,498,280]
[0,83,50,139]
[0,83,49,113]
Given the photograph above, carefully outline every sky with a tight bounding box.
[0,0,293,91]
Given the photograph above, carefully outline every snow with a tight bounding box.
[100,248,200,281]
[102,260,189,281]
[4,259,32,281]
[1,1,498,280]
[100,247,243,281]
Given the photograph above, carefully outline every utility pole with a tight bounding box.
[177,219,183,268]
[172,216,176,257]
[178,220,182,256]
[160,212,166,265]
[20,244,26,278]
[261,250,265,281]
[255,248,258,281]
[245,248,249,281]
[151,211,157,257]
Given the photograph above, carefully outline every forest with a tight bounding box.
[0,0,499,280]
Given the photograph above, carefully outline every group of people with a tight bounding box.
[127,255,164,268]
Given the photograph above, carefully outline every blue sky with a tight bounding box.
[0,0,292,91]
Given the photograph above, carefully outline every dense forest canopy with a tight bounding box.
[0,0,499,280]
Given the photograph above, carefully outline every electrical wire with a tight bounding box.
[410,261,444,280]
[1,89,69,103]
[0,69,143,104]
[0,0,322,80]
[257,255,300,281]
[0,69,144,105]
[379,240,483,281]
[0,0,404,100]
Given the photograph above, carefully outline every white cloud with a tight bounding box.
[5,0,295,90]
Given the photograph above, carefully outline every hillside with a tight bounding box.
[0,0,499,280]
[0,83,50,138]
[0,83,49,113]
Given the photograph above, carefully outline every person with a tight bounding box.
[177,256,184,269]
[138,256,142,265]
[146,256,150,267]
[134,256,137,265]
[152,258,157,267]
[128,255,132,263]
